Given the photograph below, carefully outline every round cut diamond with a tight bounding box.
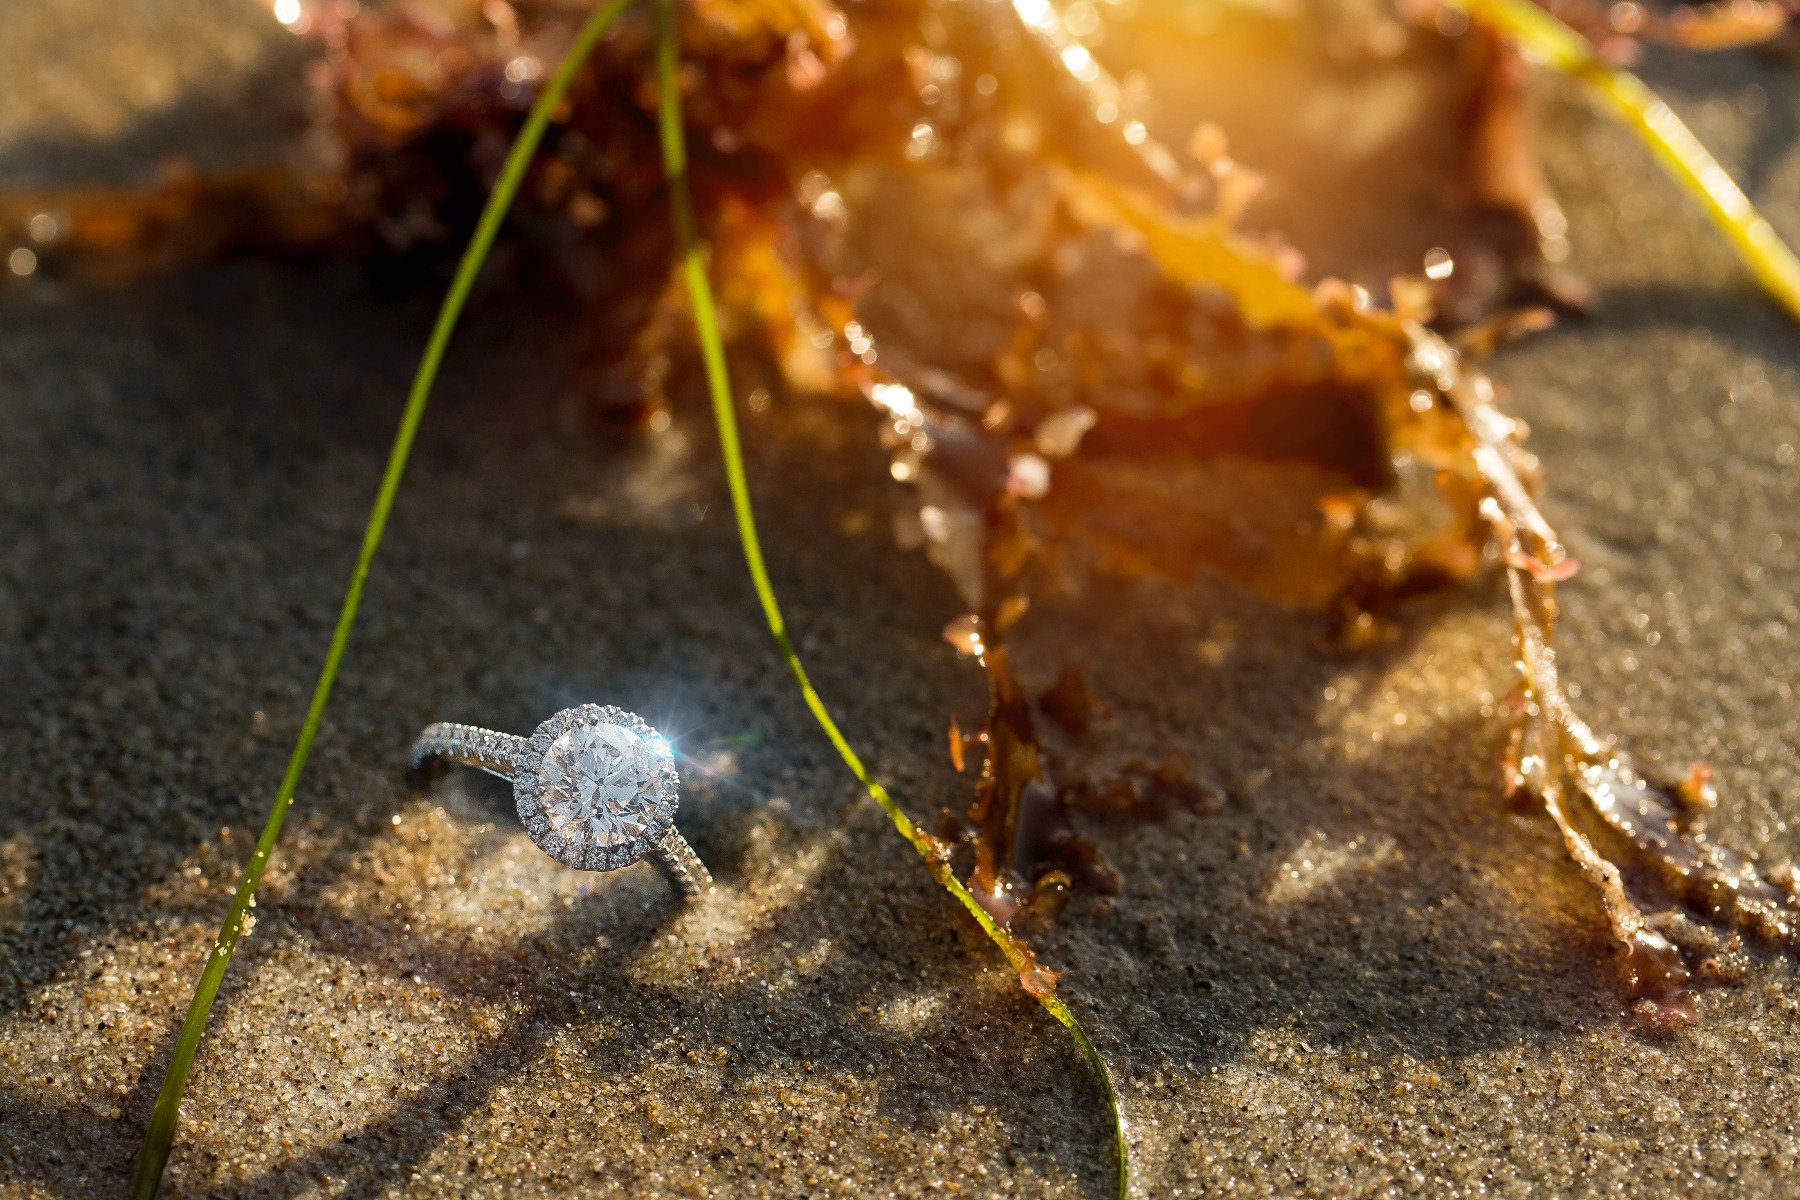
[539,721,667,852]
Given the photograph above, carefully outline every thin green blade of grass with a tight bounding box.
[130,2,631,1194]
[650,4,1128,1195]
[1448,0,1800,322]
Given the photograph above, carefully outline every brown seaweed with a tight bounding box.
[1433,329,1800,1023]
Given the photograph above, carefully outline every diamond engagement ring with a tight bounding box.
[411,705,713,896]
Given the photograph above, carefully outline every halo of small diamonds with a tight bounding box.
[512,706,680,871]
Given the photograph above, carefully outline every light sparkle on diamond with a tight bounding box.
[540,722,666,850]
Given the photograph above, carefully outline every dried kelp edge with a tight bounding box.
[129,3,635,1195]
[1430,322,1800,1025]
[653,3,1129,1195]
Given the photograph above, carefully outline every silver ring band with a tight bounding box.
[412,709,714,897]
[413,721,528,780]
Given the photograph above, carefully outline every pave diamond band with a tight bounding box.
[412,722,526,779]
[412,706,713,897]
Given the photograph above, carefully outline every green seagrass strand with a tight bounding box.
[651,3,1129,1196]
[130,3,632,1195]
[1448,0,1800,323]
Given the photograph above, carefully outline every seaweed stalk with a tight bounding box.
[1447,0,1800,322]
[1418,323,1800,1025]
[129,2,633,1193]
[652,2,1128,1194]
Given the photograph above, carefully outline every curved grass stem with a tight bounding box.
[1448,0,1800,322]
[129,2,632,1194]
[651,3,1127,1195]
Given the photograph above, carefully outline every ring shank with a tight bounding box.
[653,828,714,896]
[412,721,528,780]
